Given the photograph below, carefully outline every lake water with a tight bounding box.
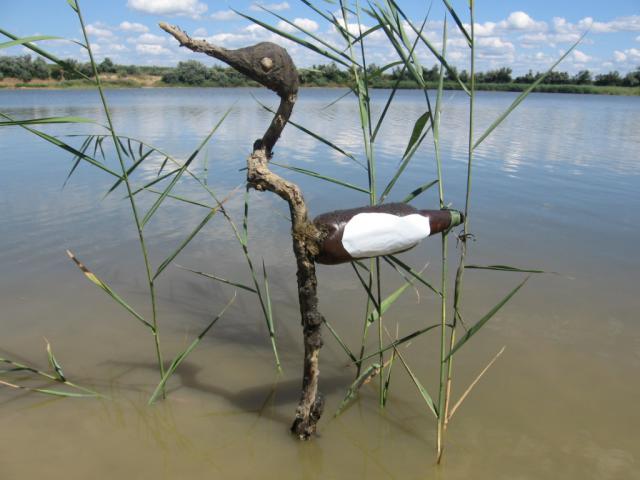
[1,87,638,479]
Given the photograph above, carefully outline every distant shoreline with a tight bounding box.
[1,77,638,96]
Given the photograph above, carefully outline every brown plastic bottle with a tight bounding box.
[313,203,463,265]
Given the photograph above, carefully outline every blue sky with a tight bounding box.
[3,1,639,74]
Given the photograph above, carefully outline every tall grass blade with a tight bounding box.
[395,347,438,418]
[447,346,505,422]
[385,255,440,296]
[466,264,549,274]
[401,179,439,203]
[272,162,370,194]
[105,148,154,196]
[367,279,413,325]
[148,293,236,404]
[0,113,121,178]
[66,250,153,330]
[252,96,363,168]
[141,108,231,227]
[175,265,257,293]
[0,116,97,126]
[335,363,381,416]
[358,323,440,363]
[233,9,354,68]
[473,35,585,150]
[323,319,357,362]
[45,339,66,382]
[0,35,62,49]
[153,207,220,280]
[258,5,352,63]
[0,380,96,398]
[0,28,91,81]
[445,277,529,361]
[441,0,472,46]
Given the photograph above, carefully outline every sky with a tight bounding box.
[2,0,640,75]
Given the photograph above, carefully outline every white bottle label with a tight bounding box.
[341,213,431,258]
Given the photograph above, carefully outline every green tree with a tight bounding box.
[98,57,117,74]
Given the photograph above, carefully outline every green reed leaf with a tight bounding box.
[272,162,370,194]
[473,34,586,150]
[105,148,154,196]
[66,250,153,330]
[154,208,220,280]
[175,265,257,293]
[466,264,549,274]
[0,28,91,81]
[358,323,440,364]
[323,318,358,363]
[385,255,440,297]
[0,35,62,49]
[0,116,97,126]
[148,293,236,405]
[442,0,472,47]
[401,179,439,203]
[252,95,363,168]
[395,347,438,418]
[445,277,530,361]
[335,363,381,416]
[141,108,230,228]
[45,340,66,382]
[0,113,121,178]
[233,9,354,68]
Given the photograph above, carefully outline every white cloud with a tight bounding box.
[589,15,640,33]
[193,27,208,37]
[86,23,114,38]
[573,50,592,63]
[250,2,290,12]
[276,18,319,33]
[132,33,167,45]
[615,48,640,62]
[211,10,237,21]
[613,50,627,62]
[119,21,149,33]
[478,37,515,52]
[136,44,170,55]
[127,0,207,18]
[503,11,546,31]
[108,44,129,52]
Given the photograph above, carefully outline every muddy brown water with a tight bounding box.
[1,88,638,479]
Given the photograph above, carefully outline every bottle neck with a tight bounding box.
[418,209,462,235]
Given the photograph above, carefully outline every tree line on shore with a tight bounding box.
[1,54,639,88]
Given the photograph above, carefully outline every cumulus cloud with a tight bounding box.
[613,50,627,62]
[86,23,114,38]
[127,0,207,18]
[136,44,170,55]
[128,33,167,45]
[573,50,592,63]
[250,2,290,11]
[276,18,319,33]
[211,10,237,21]
[503,11,546,31]
[614,48,640,62]
[119,21,149,33]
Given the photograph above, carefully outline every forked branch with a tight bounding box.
[160,22,326,439]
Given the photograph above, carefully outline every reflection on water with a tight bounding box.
[0,88,639,479]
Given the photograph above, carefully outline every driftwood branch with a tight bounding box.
[160,22,325,439]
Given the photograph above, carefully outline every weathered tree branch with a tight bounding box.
[160,22,325,439]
